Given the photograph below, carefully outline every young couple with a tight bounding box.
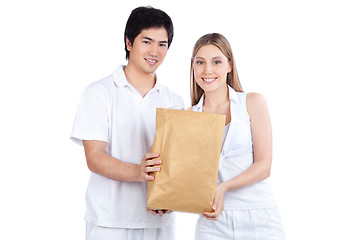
[71,6,285,240]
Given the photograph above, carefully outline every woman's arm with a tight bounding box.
[204,92,273,220]
[225,92,272,190]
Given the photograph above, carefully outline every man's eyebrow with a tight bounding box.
[142,37,153,41]
[142,37,168,44]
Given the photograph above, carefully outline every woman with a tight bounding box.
[190,33,285,239]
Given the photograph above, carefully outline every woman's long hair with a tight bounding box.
[190,33,243,106]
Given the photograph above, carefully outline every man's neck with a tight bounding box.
[123,64,156,98]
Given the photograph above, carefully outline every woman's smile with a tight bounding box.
[202,77,217,83]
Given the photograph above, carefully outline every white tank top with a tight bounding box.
[192,85,277,210]
[222,123,230,149]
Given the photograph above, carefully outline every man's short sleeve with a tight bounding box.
[71,84,109,146]
[171,93,185,110]
[177,96,185,110]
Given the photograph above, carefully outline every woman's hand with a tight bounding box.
[203,183,228,221]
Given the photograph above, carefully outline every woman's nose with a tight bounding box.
[204,63,213,74]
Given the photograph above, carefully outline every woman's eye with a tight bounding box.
[196,61,204,65]
[214,60,221,64]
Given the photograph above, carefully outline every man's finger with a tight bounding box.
[144,174,155,181]
[145,166,161,173]
[145,152,159,159]
[144,159,162,166]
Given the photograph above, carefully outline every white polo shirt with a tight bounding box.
[71,65,184,228]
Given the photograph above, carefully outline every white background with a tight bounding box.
[1,0,359,239]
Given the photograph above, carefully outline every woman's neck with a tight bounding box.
[203,84,231,125]
[203,84,229,110]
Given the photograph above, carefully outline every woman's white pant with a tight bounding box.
[195,208,285,240]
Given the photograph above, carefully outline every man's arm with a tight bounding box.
[83,140,162,182]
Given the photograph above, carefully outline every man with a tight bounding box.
[71,6,183,239]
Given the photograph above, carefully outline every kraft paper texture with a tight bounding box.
[147,108,225,214]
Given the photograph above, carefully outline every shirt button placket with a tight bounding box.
[140,98,148,112]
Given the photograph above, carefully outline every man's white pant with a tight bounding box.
[86,222,175,240]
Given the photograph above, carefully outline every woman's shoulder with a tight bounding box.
[232,91,266,107]
[245,92,268,115]
[246,92,266,103]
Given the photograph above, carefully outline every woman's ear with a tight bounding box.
[227,62,233,73]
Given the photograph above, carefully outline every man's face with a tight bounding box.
[126,27,169,74]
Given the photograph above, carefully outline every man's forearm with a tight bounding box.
[86,151,141,181]
[83,140,142,182]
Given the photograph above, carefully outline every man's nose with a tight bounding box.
[148,44,158,57]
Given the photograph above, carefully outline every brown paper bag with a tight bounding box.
[147,108,225,214]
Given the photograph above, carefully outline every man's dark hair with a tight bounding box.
[124,6,174,60]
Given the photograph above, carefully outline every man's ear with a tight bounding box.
[126,37,132,51]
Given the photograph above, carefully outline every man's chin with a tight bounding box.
[143,64,161,74]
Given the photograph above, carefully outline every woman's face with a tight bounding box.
[193,44,232,93]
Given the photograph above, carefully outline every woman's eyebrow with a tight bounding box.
[195,56,224,59]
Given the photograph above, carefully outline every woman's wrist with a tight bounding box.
[219,181,230,193]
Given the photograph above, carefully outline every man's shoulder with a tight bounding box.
[82,73,115,98]
[81,74,115,102]
[157,83,184,109]
[87,74,114,90]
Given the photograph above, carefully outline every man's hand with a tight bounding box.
[147,208,172,217]
[139,152,162,181]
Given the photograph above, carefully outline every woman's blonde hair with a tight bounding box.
[190,33,243,106]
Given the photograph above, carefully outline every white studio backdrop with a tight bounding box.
[1,0,359,239]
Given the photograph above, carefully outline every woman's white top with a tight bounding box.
[222,123,230,148]
[192,85,277,210]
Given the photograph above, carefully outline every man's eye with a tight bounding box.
[143,41,150,44]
